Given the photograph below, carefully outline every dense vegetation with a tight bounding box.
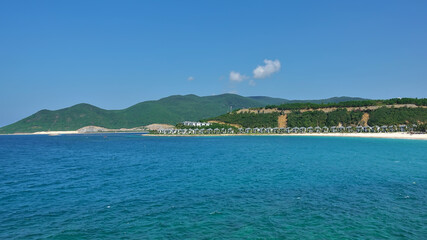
[368,107,427,126]
[286,109,364,127]
[208,107,427,128]
[417,123,427,132]
[266,98,427,110]
[205,112,280,128]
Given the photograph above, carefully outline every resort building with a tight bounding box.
[373,126,380,132]
[156,123,418,135]
[364,126,373,132]
[399,125,407,132]
[182,121,212,127]
[381,126,388,132]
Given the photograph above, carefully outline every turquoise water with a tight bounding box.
[0,135,426,239]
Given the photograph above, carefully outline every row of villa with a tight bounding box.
[157,124,417,135]
[182,121,212,127]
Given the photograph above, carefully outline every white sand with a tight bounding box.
[288,132,427,140]
[148,132,427,140]
[4,131,426,140]
[32,131,79,135]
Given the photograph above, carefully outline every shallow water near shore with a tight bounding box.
[0,134,426,239]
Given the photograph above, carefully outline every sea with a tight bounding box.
[0,134,426,239]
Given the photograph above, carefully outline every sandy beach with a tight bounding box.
[1,131,80,136]
[32,131,79,135]
[2,131,426,140]
[4,130,145,136]
[147,132,427,140]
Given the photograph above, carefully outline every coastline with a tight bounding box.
[145,132,427,140]
[1,131,426,140]
[0,131,147,136]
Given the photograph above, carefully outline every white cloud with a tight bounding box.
[249,80,256,86]
[253,59,281,79]
[187,76,194,81]
[229,71,247,82]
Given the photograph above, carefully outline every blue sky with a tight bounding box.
[1,0,426,127]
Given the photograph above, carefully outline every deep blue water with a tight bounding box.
[0,134,426,239]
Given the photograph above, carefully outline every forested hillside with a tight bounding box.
[208,101,427,128]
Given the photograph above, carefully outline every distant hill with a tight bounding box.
[247,96,288,105]
[248,96,367,105]
[0,94,368,133]
[285,96,368,104]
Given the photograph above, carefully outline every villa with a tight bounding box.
[182,121,212,127]
[399,125,407,132]
[156,123,419,136]
[323,126,329,132]
[364,126,373,132]
[381,126,388,132]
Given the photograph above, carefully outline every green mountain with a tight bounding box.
[247,96,288,105]
[0,94,368,134]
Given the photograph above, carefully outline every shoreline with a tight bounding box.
[0,131,148,136]
[1,131,426,140]
[146,132,427,140]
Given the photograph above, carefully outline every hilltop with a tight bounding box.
[0,94,367,134]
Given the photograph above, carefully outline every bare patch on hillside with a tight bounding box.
[359,113,370,126]
[145,124,175,130]
[208,120,242,128]
[78,126,109,133]
[278,114,287,128]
